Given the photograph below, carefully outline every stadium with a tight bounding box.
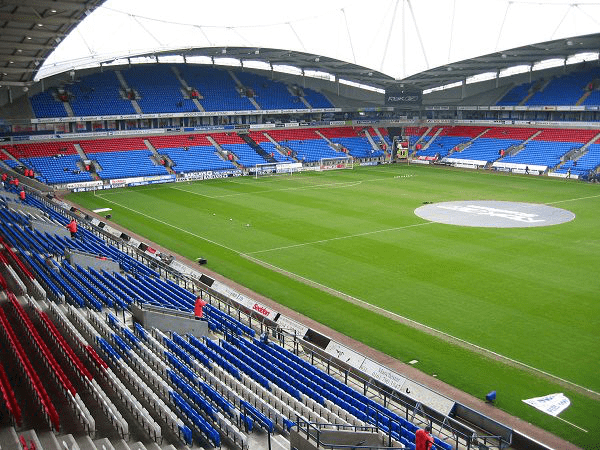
[0,1,599,450]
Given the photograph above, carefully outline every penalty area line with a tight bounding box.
[240,251,600,401]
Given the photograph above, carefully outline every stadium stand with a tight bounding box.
[121,65,198,114]
[0,182,468,449]
[496,67,600,106]
[235,72,305,110]
[28,65,335,119]
[68,71,137,117]
[177,65,255,112]
[29,91,69,119]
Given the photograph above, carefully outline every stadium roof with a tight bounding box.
[0,0,105,88]
[1,0,600,92]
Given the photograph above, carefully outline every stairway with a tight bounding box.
[0,147,23,166]
[562,131,600,163]
[362,129,380,152]
[144,140,174,174]
[448,128,490,157]
[63,101,75,117]
[238,133,276,163]
[228,70,260,110]
[415,127,433,147]
[519,78,551,105]
[420,127,444,151]
[0,427,20,450]
[205,135,237,165]
[172,66,204,112]
[115,71,142,114]
[576,90,592,106]
[74,143,89,160]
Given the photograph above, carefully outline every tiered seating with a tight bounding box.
[527,67,600,106]
[404,127,429,145]
[534,128,598,143]
[3,141,81,184]
[94,149,168,179]
[496,82,533,106]
[235,72,305,110]
[451,138,520,162]
[0,353,22,426]
[415,126,487,158]
[503,128,599,169]
[29,91,69,118]
[261,129,342,162]
[122,65,198,114]
[178,65,255,112]
[209,133,266,167]
[69,71,136,116]
[25,155,93,184]
[320,127,383,159]
[0,305,60,431]
[10,141,78,158]
[8,293,95,434]
[559,143,600,177]
[44,300,129,438]
[65,305,166,443]
[302,88,333,108]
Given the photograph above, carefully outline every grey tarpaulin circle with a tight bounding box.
[414,201,575,228]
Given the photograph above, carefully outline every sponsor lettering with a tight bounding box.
[252,303,272,317]
[387,95,420,102]
[437,204,545,223]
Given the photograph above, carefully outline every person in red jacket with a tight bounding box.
[66,219,77,238]
[194,296,208,320]
[19,190,25,201]
[416,425,434,450]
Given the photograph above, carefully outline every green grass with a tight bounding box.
[67,164,600,448]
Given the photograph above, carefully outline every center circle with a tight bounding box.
[414,200,575,228]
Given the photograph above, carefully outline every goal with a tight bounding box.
[318,156,354,171]
[254,162,301,178]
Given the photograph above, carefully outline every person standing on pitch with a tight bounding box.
[415,425,434,450]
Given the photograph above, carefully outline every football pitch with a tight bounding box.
[67,164,600,448]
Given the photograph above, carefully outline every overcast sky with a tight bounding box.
[38,0,600,83]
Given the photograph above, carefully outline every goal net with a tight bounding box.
[254,162,301,178]
[318,156,354,171]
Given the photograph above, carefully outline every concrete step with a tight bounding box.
[0,426,21,450]
[18,429,43,450]
[127,442,147,450]
[93,437,115,450]
[55,434,80,450]
[110,439,131,450]
[37,430,62,450]
[74,434,97,450]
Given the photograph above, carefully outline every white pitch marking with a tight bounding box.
[94,194,240,254]
[546,193,600,205]
[241,252,600,400]
[247,222,434,255]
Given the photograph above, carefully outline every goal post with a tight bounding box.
[254,162,301,179]
[319,156,354,171]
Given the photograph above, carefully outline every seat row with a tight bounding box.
[0,303,60,431]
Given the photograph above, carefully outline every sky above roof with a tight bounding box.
[38,0,600,84]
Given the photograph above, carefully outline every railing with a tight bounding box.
[294,418,399,449]
[32,186,510,450]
